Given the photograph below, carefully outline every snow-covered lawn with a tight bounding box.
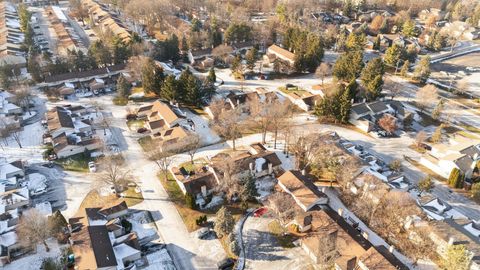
[2,239,65,270]
[255,176,276,200]
[183,109,221,146]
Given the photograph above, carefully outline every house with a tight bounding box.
[154,126,191,152]
[211,147,283,181]
[0,158,24,190]
[418,195,466,221]
[264,44,296,74]
[295,210,406,270]
[138,100,186,133]
[0,91,21,116]
[277,170,328,211]
[420,136,480,179]
[0,2,26,65]
[69,200,141,270]
[171,164,219,207]
[429,218,480,269]
[350,101,406,132]
[225,91,260,109]
[45,105,104,158]
[0,187,29,213]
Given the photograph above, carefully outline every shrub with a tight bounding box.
[121,219,132,233]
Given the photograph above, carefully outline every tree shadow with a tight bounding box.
[243,229,290,261]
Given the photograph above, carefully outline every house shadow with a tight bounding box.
[243,229,290,262]
[165,243,202,270]
[28,164,69,213]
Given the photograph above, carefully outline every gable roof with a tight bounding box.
[267,44,295,62]
[277,170,327,210]
[351,103,370,116]
[88,225,118,268]
[367,101,389,114]
[98,200,128,217]
[151,100,180,126]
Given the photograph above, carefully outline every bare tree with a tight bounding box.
[127,56,149,81]
[456,78,470,96]
[214,155,242,200]
[315,231,339,270]
[14,85,33,114]
[212,44,234,62]
[416,84,438,113]
[378,114,398,134]
[267,192,298,224]
[182,134,201,164]
[211,107,243,150]
[17,209,52,252]
[415,131,428,147]
[148,149,175,176]
[315,63,331,86]
[96,156,132,194]
[269,101,292,149]
[1,120,23,148]
[389,83,402,100]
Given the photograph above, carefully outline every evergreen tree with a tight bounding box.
[241,175,258,201]
[373,35,381,51]
[414,56,431,84]
[333,50,364,81]
[346,32,366,51]
[339,86,352,123]
[142,58,164,95]
[402,20,416,37]
[400,60,410,77]
[112,37,130,65]
[343,0,353,17]
[441,244,472,270]
[431,124,443,143]
[245,48,258,71]
[116,75,131,98]
[214,206,235,238]
[161,75,178,102]
[27,54,42,82]
[206,68,216,84]
[230,55,242,74]
[361,57,385,101]
[181,35,189,51]
[88,40,111,67]
[384,44,403,67]
[185,193,196,209]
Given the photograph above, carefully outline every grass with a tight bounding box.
[127,119,145,131]
[268,220,296,248]
[138,136,153,152]
[122,187,144,207]
[408,144,427,154]
[113,96,128,106]
[55,153,92,172]
[456,130,480,140]
[178,158,208,173]
[278,86,309,98]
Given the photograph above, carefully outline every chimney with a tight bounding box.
[389,245,395,253]
[249,162,254,171]
[301,169,306,176]
[338,208,344,217]
[448,237,455,245]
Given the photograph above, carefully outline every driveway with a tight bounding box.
[243,216,312,270]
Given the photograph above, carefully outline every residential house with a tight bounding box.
[420,136,480,179]
[82,0,131,43]
[0,158,24,190]
[69,199,141,270]
[211,147,282,181]
[295,210,406,270]
[45,6,85,56]
[429,219,480,270]
[0,2,25,61]
[0,91,21,116]
[418,195,466,221]
[350,100,406,132]
[170,164,219,207]
[138,100,186,135]
[277,170,328,211]
[45,105,103,158]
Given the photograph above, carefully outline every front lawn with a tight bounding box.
[127,119,145,131]
[55,153,92,172]
[268,220,296,248]
[122,187,144,207]
[138,136,153,151]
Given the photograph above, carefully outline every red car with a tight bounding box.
[253,207,268,217]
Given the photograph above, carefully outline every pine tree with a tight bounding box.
[431,124,443,143]
[214,206,235,238]
[142,58,164,95]
[116,75,131,98]
[373,35,381,51]
[161,75,178,102]
[333,50,364,81]
[185,193,196,209]
[242,175,258,201]
[339,86,352,123]
[441,244,472,270]
[414,56,431,83]
[361,57,385,101]
[112,37,130,64]
[402,20,416,37]
[384,44,403,67]
[400,60,410,77]
[207,68,216,84]
[245,48,258,71]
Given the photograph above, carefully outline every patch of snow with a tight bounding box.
[35,201,52,216]
[204,195,223,209]
[145,248,176,270]
[255,158,266,173]
[27,173,47,191]
[128,211,157,240]
[2,239,64,270]
[255,177,276,200]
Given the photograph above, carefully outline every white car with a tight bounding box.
[88,161,97,173]
[31,186,47,196]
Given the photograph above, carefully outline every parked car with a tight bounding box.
[137,127,148,133]
[217,258,236,270]
[88,161,97,173]
[31,186,47,196]
[253,207,268,217]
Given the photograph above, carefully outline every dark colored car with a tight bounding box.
[137,127,148,133]
[217,258,236,270]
